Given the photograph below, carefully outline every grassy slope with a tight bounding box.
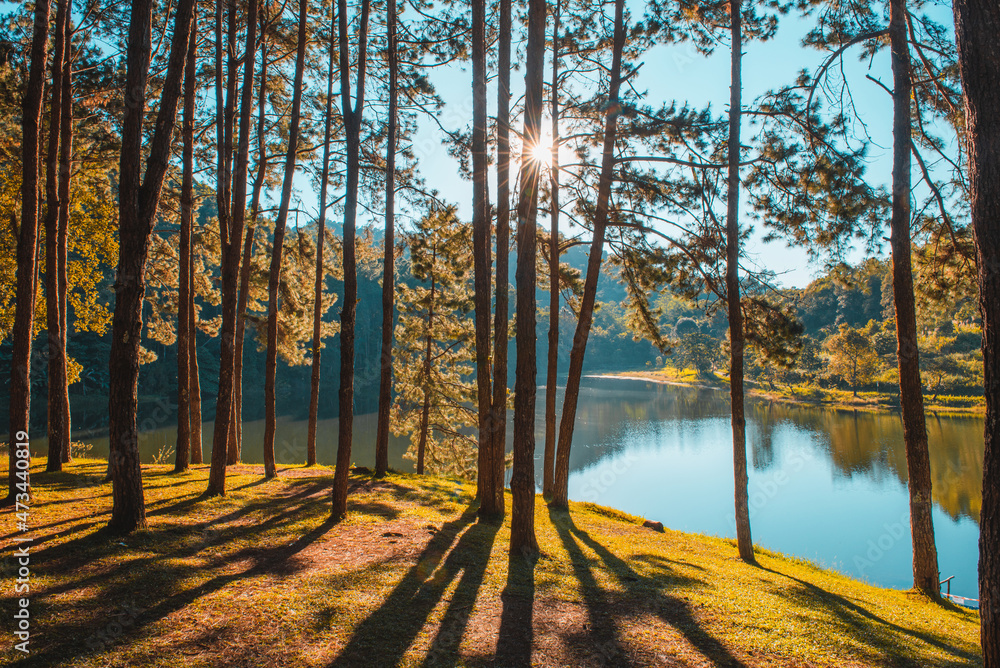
[609,368,986,416]
[1,458,980,667]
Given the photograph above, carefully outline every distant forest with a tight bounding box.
[662,258,983,403]
[0,194,661,439]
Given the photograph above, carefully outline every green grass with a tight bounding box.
[1,458,981,667]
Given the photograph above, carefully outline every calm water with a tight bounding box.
[70,375,984,599]
[562,376,983,601]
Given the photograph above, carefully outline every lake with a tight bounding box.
[69,374,984,600]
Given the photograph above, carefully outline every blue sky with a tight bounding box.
[402,4,957,289]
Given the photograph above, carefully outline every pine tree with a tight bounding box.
[373,0,400,479]
[551,0,626,511]
[489,0,513,518]
[510,0,548,557]
[44,0,70,472]
[726,0,754,564]
[307,2,339,468]
[108,0,195,532]
[175,0,199,473]
[208,0,261,493]
[332,0,372,519]
[952,0,1000,656]
[5,0,50,505]
[262,0,309,480]
[391,207,477,478]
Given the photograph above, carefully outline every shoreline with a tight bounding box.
[594,370,986,417]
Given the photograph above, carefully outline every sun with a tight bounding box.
[530,140,553,167]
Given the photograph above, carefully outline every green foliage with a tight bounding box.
[670,318,721,373]
[823,321,882,395]
[391,207,478,479]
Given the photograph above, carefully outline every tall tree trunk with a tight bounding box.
[224,0,242,464]
[417,270,436,475]
[332,0,371,519]
[374,0,398,478]
[510,0,546,557]
[550,0,624,510]
[308,4,338,468]
[489,0,512,518]
[889,0,938,594]
[262,0,307,479]
[233,31,270,466]
[231,220,253,466]
[726,0,754,565]
[6,0,50,504]
[208,0,259,492]
[56,6,73,464]
[44,0,69,473]
[189,266,204,465]
[175,0,198,473]
[543,0,561,498]
[953,0,1000,657]
[416,391,430,474]
[108,0,195,533]
[471,0,497,520]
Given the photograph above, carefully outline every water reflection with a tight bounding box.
[560,376,983,599]
[745,401,984,524]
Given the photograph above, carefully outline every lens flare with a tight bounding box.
[530,141,553,166]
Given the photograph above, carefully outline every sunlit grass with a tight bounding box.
[1,457,980,666]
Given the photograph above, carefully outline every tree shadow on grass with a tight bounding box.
[1,479,339,667]
[550,508,748,668]
[549,507,632,667]
[330,507,497,667]
[495,550,537,667]
[767,569,980,667]
[348,500,402,521]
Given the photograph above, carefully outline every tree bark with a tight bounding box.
[489,0,512,518]
[223,0,242,461]
[208,0,259,492]
[108,0,194,533]
[889,0,938,594]
[510,0,547,557]
[953,0,1000,657]
[263,0,306,479]
[189,263,204,465]
[726,0,754,565]
[308,2,339,468]
[6,0,50,504]
[56,6,73,464]
[332,0,372,519]
[543,0,561,498]
[417,269,436,475]
[231,221,253,466]
[233,30,270,466]
[550,0,624,510]
[44,0,69,473]
[374,0,399,478]
[471,0,497,520]
[175,0,198,473]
